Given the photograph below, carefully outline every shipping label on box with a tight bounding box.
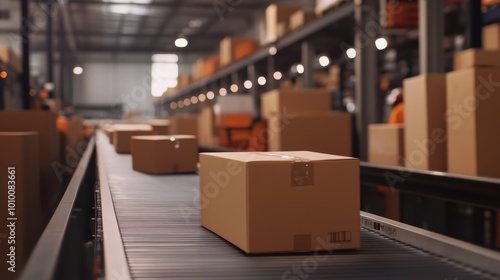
[200,151,360,254]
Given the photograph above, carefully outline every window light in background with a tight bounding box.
[151,54,178,97]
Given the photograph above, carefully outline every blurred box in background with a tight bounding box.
[368,124,405,166]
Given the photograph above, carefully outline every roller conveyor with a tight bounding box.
[96,133,498,280]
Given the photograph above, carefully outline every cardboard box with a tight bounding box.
[268,112,352,156]
[403,74,447,171]
[368,124,405,166]
[386,2,418,28]
[0,111,61,219]
[315,0,345,15]
[235,41,257,61]
[266,4,300,42]
[290,10,316,31]
[112,124,152,154]
[483,23,500,51]
[261,88,331,119]
[200,151,360,254]
[192,58,204,80]
[131,135,197,174]
[454,48,500,70]
[446,67,500,178]
[198,106,219,146]
[177,74,192,89]
[169,114,199,136]
[203,55,220,78]
[220,37,257,66]
[0,46,22,73]
[148,119,170,135]
[0,132,42,280]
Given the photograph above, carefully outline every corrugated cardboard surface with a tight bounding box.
[200,151,360,254]
[148,119,170,135]
[265,4,300,42]
[268,112,352,156]
[0,111,61,219]
[131,135,198,174]
[404,74,447,171]
[0,132,41,280]
[368,124,405,166]
[483,23,500,51]
[289,10,316,31]
[261,88,331,119]
[454,48,500,70]
[112,124,152,154]
[198,106,219,146]
[447,67,500,178]
[169,115,198,136]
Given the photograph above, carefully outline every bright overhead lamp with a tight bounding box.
[273,71,282,80]
[244,80,252,89]
[175,37,188,48]
[219,88,227,96]
[191,96,198,104]
[207,91,215,100]
[296,64,304,74]
[230,84,239,93]
[198,93,206,102]
[170,102,177,110]
[375,38,388,50]
[257,76,266,86]
[319,56,330,67]
[268,46,277,56]
[346,48,356,59]
[73,66,83,75]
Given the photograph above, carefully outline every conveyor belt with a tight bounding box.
[97,133,495,280]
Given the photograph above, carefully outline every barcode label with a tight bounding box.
[327,231,352,243]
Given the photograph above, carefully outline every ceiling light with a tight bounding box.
[268,46,277,56]
[319,56,330,67]
[273,71,282,80]
[199,93,206,102]
[230,84,238,93]
[170,102,177,110]
[375,38,388,50]
[191,96,198,104]
[175,37,188,48]
[296,64,304,74]
[346,48,356,59]
[0,71,7,79]
[184,98,191,106]
[207,91,215,100]
[244,80,252,89]
[109,4,149,16]
[257,76,266,86]
[178,100,184,108]
[219,88,227,96]
[73,66,83,75]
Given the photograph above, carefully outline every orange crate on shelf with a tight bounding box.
[386,2,418,28]
[202,55,220,78]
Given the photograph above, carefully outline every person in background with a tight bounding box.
[387,88,404,124]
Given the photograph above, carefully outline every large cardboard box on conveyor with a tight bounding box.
[131,135,198,174]
[368,124,405,166]
[0,132,42,280]
[169,114,198,137]
[453,48,500,70]
[200,151,360,254]
[0,111,61,221]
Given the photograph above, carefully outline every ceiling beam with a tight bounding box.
[149,0,182,46]
[68,0,266,10]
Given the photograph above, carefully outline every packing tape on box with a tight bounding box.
[257,153,314,187]
[170,137,180,149]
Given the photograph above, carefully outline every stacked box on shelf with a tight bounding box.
[203,55,220,78]
[177,74,193,89]
[403,74,447,172]
[220,37,257,67]
[0,132,42,280]
[0,111,61,222]
[265,4,300,43]
[315,0,349,16]
[198,106,219,146]
[0,45,22,73]
[483,23,500,51]
[261,89,352,156]
[289,10,316,31]
[216,95,255,148]
[386,1,419,28]
[447,48,500,178]
[192,58,205,80]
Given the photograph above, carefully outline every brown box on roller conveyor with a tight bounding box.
[131,135,198,174]
[0,132,42,280]
[200,151,360,254]
[148,119,171,135]
[112,124,152,154]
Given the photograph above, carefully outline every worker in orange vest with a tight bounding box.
[388,88,404,124]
